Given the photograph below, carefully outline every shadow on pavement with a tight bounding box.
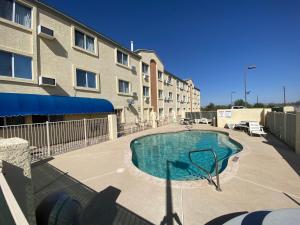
[32,161,154,225]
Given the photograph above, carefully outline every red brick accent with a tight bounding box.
[150,60,158,113]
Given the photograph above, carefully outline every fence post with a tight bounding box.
[84,118,87,146]
[283,112,287,142]
[108,114,117,140]
[296,112,300,155]
[46,121,51,157]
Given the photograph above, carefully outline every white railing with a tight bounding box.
[0,166,29,225]
[117,121,152,137]
[0,118,109,162]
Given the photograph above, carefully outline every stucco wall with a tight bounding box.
[0,0,200,125]
[217,108,271,128]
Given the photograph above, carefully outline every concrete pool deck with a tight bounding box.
[32,124,300,225]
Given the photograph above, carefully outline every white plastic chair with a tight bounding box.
[249,122,266,136]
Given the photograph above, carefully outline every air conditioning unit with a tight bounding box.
[164,80,168,85]
[37,25,55,40]
[143,74,149,79]
[144,97,149,101]
[164,97,168,101]
[39,76,56,86]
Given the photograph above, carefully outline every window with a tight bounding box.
[177,94,180,102]
[0,50,32,79]
[142,63,149,75]
[117,50,128,66]
[169,108,173,115]
[177,108,180,114]
[183,95,186,102]
[76,69,97,89]
[158,71,163,80]
[0,0,31,28]
[167,76,172,84]
[159,108,164,117]
[118,79,130,94]
[158,90,163,99]
[168,92,173,100]
[75,29,95,52]
[143,86,149,97]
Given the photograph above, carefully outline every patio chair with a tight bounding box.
[200,118,212,124]
[249,122,266,136]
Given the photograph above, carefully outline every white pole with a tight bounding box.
[46,121,51,156]
[84,118,87,146]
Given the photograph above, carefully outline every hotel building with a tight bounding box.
[0,0,200,126]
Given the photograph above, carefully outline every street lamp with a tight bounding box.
[244,65,256,106]
[231,91,236,106]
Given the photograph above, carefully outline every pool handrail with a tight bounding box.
[188,148,222,192]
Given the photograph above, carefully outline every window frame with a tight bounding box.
[72,26,97,56]
[0,49,33,81]
[168,92,173,100]
[116,49,129,68]
[143,85,150,97]
[158,90,163,99]
[158,70,163,81]
[142,62,149,76]
[0,0,32,29]
[117,78,131,95]
[74,67,99,92]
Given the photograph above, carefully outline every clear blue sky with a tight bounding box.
[42,0,300,106]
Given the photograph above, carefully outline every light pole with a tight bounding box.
[231,91,236,106]
[244,65,256,106]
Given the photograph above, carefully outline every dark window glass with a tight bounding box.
[117,50,122,64]
[75,30,85,48]
[85,35,94,52]
[15,2,31,28]
[122,53,128,65]
[0,0,13,21]
[14,54,32,79]
[49,115,64,122]
[0,50,12,77]
[87,72,96,88]
[32,115,48,123]
[6,116,25,125]
[76,69,86,87]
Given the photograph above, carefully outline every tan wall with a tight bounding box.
[0,0,141,124]
[0,0,200,125]
[217,108,271,128]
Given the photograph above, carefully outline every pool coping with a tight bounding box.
[124,127,250,189]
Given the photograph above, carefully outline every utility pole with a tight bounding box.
[283,86,286,106]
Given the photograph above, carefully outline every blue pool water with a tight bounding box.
[130,131,242,181]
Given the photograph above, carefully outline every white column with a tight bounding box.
[108,114,117,140]
[296,112,300,155]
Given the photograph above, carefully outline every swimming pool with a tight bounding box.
[130,130,242,181]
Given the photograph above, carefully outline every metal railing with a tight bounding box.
[188,148,221,191]
[186,111,217,120]
[0,117,109,162]
[117,121,152,137]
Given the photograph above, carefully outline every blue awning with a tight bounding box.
[0,93,114,117]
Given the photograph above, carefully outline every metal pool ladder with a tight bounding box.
[188,148,222,192]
